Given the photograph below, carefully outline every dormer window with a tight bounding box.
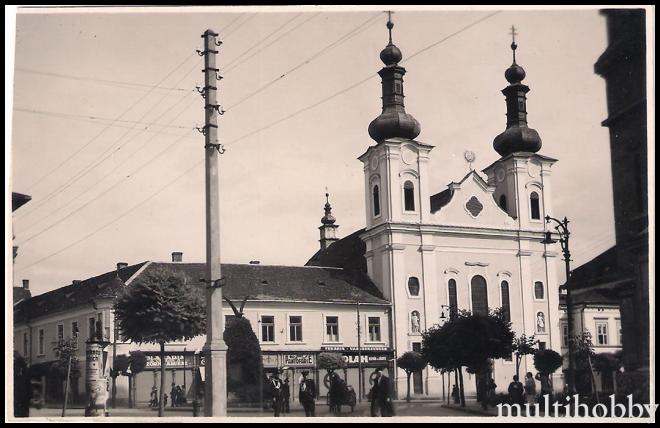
[530,192,540,220]
[373,185,381,217]
[404,181,415,211]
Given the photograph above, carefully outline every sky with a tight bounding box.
[7,6,622,297]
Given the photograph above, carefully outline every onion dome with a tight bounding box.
[321,193,336,225]
[368,13,421,143]
[493,27,542,157]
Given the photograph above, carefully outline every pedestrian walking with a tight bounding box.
[175,385,183,407]
[163,393,168,408]
[524,372,536,415]
[451,384,460,404]
[535,372,552,412]
[270,372,284,417]
[283,378,291,413]
[170,383,177,408]
[150,386,158,408]
[299,370,316,417]
[369,368,395,417]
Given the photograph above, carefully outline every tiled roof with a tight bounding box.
[13,288,32,305]
[147,262,388,304]
[13,262,147,324]
[569,246,621,290]
[14,261,388,323]
[306,229,368,273]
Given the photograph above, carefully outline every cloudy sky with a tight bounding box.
[8,6,620,296]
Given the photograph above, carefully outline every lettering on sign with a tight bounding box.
[342,354,389,366]
[146,355,196,369]
[321,346,388,352]
[283,354,315,366]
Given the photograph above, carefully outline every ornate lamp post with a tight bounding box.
[540,215,576,395]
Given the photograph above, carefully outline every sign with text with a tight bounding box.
[321,346,389,352]
[282,354,315,366]
[145,354,204,369]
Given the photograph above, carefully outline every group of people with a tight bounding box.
[327,372,348,414]
[507,372,553,414]
[268,371,292,417]
[149,384,187,408]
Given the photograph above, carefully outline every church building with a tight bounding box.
[309,18,563,397]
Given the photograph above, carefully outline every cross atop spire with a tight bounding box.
[325,186,329,205]
[509,25,518,63]
[386,10,394,44]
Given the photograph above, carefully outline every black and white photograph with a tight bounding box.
[6,5,654,422]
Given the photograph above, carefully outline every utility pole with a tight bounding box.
[197,28,227,417]
[356,300,362,403]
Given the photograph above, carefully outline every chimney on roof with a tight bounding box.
[72,280,82,285]
[22,279,29,290]
[117,262,128,271]
[249,260,260,265]
[172,252,183,263]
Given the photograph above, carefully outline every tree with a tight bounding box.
[512,334,538,379]
[128,351,147,408]
[318,352,347,389]
[592,351,622,393]
[396,351,427,403]
[422,309,514,407]
[114,266,205,416]
[14,352,31,417]
[573,331,598,398]
[223,296,262,403]
[53,338,80,414]
[533,349,563,376]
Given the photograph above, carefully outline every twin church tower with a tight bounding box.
[319,16,562,397]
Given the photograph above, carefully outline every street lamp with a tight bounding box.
[540,214,576,395]
[439,304,454,321]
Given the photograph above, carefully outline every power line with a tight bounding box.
[223,12,320,75]
[13,158,204,274]
[223,13,303,70]
[15,82,198,222]
[16,96,200,234]
[223,13,257,39]
[14,107,192,130]
[228,11,502,146]
[23,52,199,194]
[18,129,197,245]
[15,68,190,92]
[225,11,383,112]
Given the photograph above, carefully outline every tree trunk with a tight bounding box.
[111,374,117,408]
[159,342,166,417]
[128,375,133,408]
[406,372,411,403]
[515,354,521,379]
[453,369,458,404]
[458,367,466,408]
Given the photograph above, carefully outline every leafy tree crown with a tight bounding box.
[397,351,427,373]
[318,352,346,371]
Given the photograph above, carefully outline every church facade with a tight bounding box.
[312,20,564,398]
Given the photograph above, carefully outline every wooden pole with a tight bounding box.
[61,354,72,417]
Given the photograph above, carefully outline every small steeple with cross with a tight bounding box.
[386,10,395,44]
[509,25,518,63]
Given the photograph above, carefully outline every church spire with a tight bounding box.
[493,26,542,157]
[368,12,421,143]
[319,190,339,250]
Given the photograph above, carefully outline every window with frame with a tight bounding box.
[23,332,29,357]
[261,315,275,342]
[88,317,96,340]
[562,323,569,347]
[500,281,511,323]
[534,281,545,300]
[404,181,415,211]
[596,322,609,345]
[408,277,420,296]
[325,316,339,342]
[530,192,541,220]
[71,321,79,347]
[471,275,488,316]
[538,341,547,351]
[373,185,380,217]
[368,317,381,342]
[289,316,303,342]
[616,319,622,345]
[448,279,458,319]
[38,329,45,355]
[57,324,64,343]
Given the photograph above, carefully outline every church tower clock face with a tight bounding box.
[370,155,379,170]
[496,168,506,182]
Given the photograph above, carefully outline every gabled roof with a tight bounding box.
[13,287,32,305]
[13,262,147,324]
[429,170,491,214]
[569,246,621,290]
[14,260,388,324]
[147,262,387,304]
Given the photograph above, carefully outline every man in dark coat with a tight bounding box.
[299,370,316,417]
[369,368,394,417]
[270,372,284,417]
[282,378,291,413]
[507,375,524,415]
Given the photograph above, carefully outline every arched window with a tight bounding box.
[500,281,511,323]
[471,275,488,316]
[530,191,540,220]
[534,281,545,300]
[408,277,420,296]
[373,185,380,217]
[404,180,415,211]
[499,194,507,211]
[448,279,458,319]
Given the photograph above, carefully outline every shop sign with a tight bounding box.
[146,355,195,369]
[321,346,389,352]
[262,354,279,367]
[342,354,389,367]
[282,354,315,366]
